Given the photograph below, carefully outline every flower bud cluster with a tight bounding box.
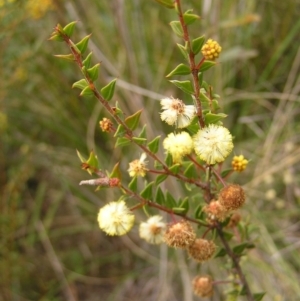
[201,39,222,60]
[232,155,249,172]
[99,117,113,132]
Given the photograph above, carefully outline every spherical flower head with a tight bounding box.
[97,201,135,236]
[160,97,195,128]
[203,200,228,222]
[139,215,166,244]
[193,124,233,165]
[218,184,246,211]
[164,220,196,248]
[128,153,148,177]
[192,275,214,298]
[232,155,249,172]
[99,117,113,132]
[188,238,216,263]
[201,39,222,60]
[163,132,194,164]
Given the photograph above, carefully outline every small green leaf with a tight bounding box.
[186,118,200,135]
[169,80,194,94]
[199,60,216,72]
[170,21,183,37]
[155,174,168,185]
[214,247,227,258]
[183,13,200,25]
[114,124,127,137]
[154,160,163,170]
[177,43,189,62]
[194,202,204,219]
[201,81,209,91]
[140,181,154,200]
[125,109,142,130]
[191,36,205,54]
[172,207,186,214]
[142,205,152,217]
[54,54,74,61]
[115,137,131,148]
[72,79,88,90]
[222,230,234,241]
[212,99,220,111]
[253,293,266,301]
[86,150,99,167]
[169,164,180,174]
[221,169,232,178]
[166,63,190,77]
[87,63,100,82]
[199,90,211,104]
[49,26,64,41]
[82,52,93,68]
[80,86,94,97]
[128,176,138,193]
[178,197,189,214]
[184,162,197,179]
[63,21,77,37]
[184,182,193,191]
[138,125,147,139]
[109,162,122,180]
[78,150,99,175]
[155,187,165,205]
[205,113,227,125]
[132,137,147,145]
[101,78,117,101]
[165,152,173,166]
[113,101,124,118]
[153,0,175,9]
[166,191,177,207]
[233,242,255,255]
[75,34,91,54]
[148,136,160,154]
[198,72,203,86]
[76,149,86,163]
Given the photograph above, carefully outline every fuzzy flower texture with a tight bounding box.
[128,153,148,177]
[139,215,166,244]
[97,201,135,236]
[160,97,195,128]
[193,124,233,165]
[163,132,194,164]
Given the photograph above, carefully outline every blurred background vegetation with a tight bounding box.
[1,0,299,300]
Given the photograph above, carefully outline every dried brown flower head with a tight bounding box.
[164,220,196,248]
[188,238,216,262]
[204,200,228,222]
[218,184,246,211]
[192,275,213,297]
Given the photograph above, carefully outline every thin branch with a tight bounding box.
[36,221,77,301]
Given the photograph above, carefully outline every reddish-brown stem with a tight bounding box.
[175,0,205,128]
[186,155,206,172]
[216,225,254,301]
[212,168,227,186]
[56,27,209,190]
[202,226,213,239]
[174,2,254,300]
[122,185,208,227]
